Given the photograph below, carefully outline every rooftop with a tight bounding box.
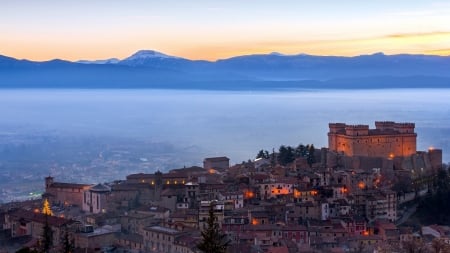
[144,225,183,235]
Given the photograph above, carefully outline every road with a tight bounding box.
[396,203,418,226]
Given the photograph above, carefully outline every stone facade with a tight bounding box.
[203,156,230,171]
[44,176,91,207]
[328,121,417,158]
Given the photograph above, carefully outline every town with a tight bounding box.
[1,121,449,253]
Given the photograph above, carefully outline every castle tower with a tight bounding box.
[375,121,395,131]
[45,176,54,190]
[328,123,346,152]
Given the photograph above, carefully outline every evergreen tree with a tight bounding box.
[307,144,316,167]
[197,202,229,253]
[61,228,75,253]
[278,145,295,165]
[256,149,270,159]
[41,215,53,253]
[256,149,265,159]
[295,144,307,158]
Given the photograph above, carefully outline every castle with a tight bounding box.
[328,121,417,158]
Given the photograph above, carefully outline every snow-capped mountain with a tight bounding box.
[119,50,185,67]
[1,50,450,89]
[123,50,180,60]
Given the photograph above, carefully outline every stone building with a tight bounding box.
[142,225,186,252]
[44,176,91,207]
[203,156,230,171]
[328,121,417,158]
[4,209,74,247]
[82,183,111,214]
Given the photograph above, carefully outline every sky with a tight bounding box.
[1,0,450,61]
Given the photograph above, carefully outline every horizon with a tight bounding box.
[2,49,450,63]
[1,1,450,61]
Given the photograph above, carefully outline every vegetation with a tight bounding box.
[256,149,270,159]
[40,215,53,253]
[15,248,38,253]
[61,228,75,253]
[275,144,316,166]
[415,168,450,225]
[197,202,229,253]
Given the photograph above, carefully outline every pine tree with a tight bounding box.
[307,144,316,167]
[197,202,229,253]
[61,228,75,253]
[41,215,53,253]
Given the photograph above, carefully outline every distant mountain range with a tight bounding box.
[1,50,450,90]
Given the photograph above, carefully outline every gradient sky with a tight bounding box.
[1,0,450,61]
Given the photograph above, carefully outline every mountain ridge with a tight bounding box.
[1,50,450,90]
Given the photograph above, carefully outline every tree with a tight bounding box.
[61,228,75,253]
[402,239,428,253]
[40,215,53,253]
[307,144,316,167]
[295,144,307,158]
[256,149,269,159]
[15,247,38,253]
[197,202,229,253]
[417,168,450,225]
[278,145,295,165]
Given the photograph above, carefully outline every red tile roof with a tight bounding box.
[8,209,73,227]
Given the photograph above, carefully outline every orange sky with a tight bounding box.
[1,1,449,61]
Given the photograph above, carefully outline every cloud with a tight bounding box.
[386,31,450,39]
[425,48,450,56]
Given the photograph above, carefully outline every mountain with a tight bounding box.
[77,58,120,64]
[0,50,450,89]
[119,50,185,67]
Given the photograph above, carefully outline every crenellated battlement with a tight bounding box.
[345,125,369,129]
[328,121,417,158]
[345,125,369,136]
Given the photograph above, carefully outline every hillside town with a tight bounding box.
[1,121,449,253]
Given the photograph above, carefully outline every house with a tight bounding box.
[203,156,230,171]
[4,209,75,247]
[258,180,294,200]
[117,233,144,252]
[82,183,111,214]
[142,225,186,252]
[74,225,119,249]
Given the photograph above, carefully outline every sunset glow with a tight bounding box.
[1,1,450,61]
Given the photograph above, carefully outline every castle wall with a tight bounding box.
[328,122,417,158]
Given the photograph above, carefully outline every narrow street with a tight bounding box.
[396,203,418,226]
